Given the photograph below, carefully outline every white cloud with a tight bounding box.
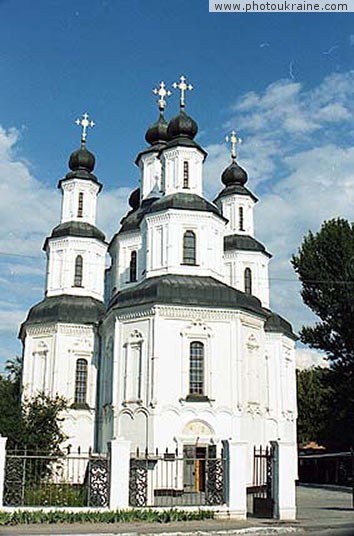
[296,348,329,370]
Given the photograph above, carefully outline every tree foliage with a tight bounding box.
[0,357,67,452]
[293,218,354,450]
[296,367,332,446]
[292,218,354,367]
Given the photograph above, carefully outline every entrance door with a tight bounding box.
[183,445,207,492]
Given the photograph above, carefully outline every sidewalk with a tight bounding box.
[0,486,353,535]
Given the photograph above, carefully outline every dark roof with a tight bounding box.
[264,311,298,340]
[224,234,272,258]
[116,197,158,236]
[146,193,225,220]
[20,295,105,339]
[161,136,207,159]
[116,193,225,237]
[222,160,248,187]
[43,221,106,250]
[109,274,267,317]
[214,184,258,204]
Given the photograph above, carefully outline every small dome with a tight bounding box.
[167,110,198,140]
[222,160,248,187]
[145,113,168,145]
[69,146,95,172]
[129,188,140,210]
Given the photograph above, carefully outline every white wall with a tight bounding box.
[224,250,270,307]
[61,179,100,226]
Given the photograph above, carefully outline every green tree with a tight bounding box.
[292,218,354,367]
[293,218,354,450]
[0,357,67,452]
[296,367,332,446]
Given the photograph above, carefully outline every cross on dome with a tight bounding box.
[226,130,242,160]
[75,112,95,145]
[172,75,193,108]
[153,81,172,111]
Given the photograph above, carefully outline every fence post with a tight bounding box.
[0,437,7,507]
[270,440,296,520]
[225,440,248,519]
[109,437,131,510]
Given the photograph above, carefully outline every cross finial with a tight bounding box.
[226,130,241,160]
[172,75,193,109]
[152,81,172,112]
[75,112,95,145]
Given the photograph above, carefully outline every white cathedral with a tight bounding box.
[20,78,297,480]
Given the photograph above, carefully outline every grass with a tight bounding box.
[0,508,215,526]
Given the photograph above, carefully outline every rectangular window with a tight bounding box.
[189,342,204,394]
[183,161,189,188]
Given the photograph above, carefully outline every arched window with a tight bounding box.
[189,342,204,395]
[239,206,244,231]
[77,192,84,218]
[183,161,189,188]
[244,267,252,295]
[183,230,196,265]
[74,255,83,287]
[74,358,88,404]
[129,251,137,282]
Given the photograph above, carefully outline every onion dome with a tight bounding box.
[167,109,198,140]
[221,160,248,187]
[129,188,140,210]
[69,146,95,173]
[145,113,168,145]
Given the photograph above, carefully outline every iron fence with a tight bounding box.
[3,447,109,507]
[129,447,226,507]
[248,445,274,518]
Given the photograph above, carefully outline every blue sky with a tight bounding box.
[1,0,354,370]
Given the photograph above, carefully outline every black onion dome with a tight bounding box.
[145,113,168,145]
[69,146,95,172]
[129,188,140,210]
[167,109,198,140]
[222,160,248,187]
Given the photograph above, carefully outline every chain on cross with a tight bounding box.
[172,75,193,108]
[75,112,95,145]
[152,81,172,111]
[226,130,242,160]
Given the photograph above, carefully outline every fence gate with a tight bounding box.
[128,446,225,507]
[248,445,274,518]
[3,448,109,507]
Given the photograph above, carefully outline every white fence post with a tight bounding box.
[109,437,131,510]
[225,440,248,519]
[0,437,7,507]
[271,440,297,520]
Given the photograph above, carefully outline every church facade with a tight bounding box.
[20,79,297,486]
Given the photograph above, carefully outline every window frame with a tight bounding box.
[183,160,189,189]
[244,267,252,295]
[74,358,88,405]
[77,192,84,218]
[189,341,205,396]
[74,255,83,287]
[182,230,196,265]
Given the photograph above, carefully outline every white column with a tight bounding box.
[0,437,7,507]
[271,441,296,520]
[109,437,131,510]
[225,440,248,519]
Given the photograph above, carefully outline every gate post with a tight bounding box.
[270,441,296,520]
[225,440,248,519]
[0,437,7,507]
[109,437,131,510]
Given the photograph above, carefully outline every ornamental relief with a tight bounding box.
[182,420,214,437]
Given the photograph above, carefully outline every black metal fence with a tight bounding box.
[299,451,354,487]
[248,445,274,518]
[3,447,109,507]
[129,447,226,507]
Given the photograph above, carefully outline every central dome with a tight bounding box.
[167,109,198,140]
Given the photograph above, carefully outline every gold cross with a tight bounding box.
[226,130,241,160]
[75,112,95,144]
[172,75,193,108]
[153,81,172,111]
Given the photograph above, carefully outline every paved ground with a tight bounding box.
[0,485,354,535]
